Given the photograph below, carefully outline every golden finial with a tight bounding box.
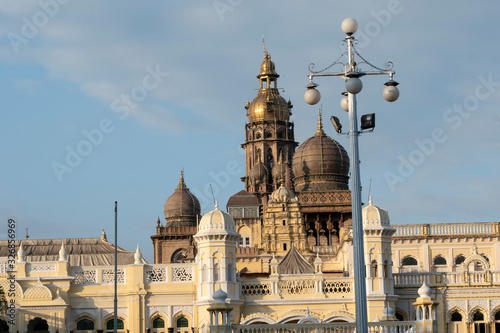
[315,108,325,135]
[176,169,187,190]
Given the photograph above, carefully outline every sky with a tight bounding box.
[1,1,499,263]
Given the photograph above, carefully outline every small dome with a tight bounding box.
[362,197,390,226]
[292,111,349,191]
[418,282,432,298]
[257,51,278,78]
[198,202,237,234]
[272,154,289,183]
[248,159,268,185]
[227,190,260,207]
[269,184,297,203]
[164,171,201,226]
[212,288,228,303]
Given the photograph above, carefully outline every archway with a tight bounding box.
[27,318,49,333]
[0,319,9,333]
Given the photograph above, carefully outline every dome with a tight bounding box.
[197,202,238,234]
[212,288,228,303]
[272,154,289,183]
[362,197,390,226]
[258,51,278,78]
[227,190,260,207]
[292,111,349,191]
[269,184,297,203]
[246,89,291,123]
[164,171,201,226]
[248,158,269,185]
[418,282,432,298]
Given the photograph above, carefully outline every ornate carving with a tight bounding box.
[241,282,271,296]
[102,268,125,284]
[24,281,52,300]
[172,267,193,282]
[148,306,169,319]
[102,307,128,319]
[173,305,193,316]
[73,269,97,285]
[28,263,56,272]
[146,267,167,283]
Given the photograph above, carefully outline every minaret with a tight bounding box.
[242,48,297,208]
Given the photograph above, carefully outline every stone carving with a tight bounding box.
[24,281,52,300]
[28,263,56,272]
[173,305,193,316]
[102,268,125,284]
[73,269,97,285]
[146,267,167,283]
[148,306,169,319]
[172,267,193,282]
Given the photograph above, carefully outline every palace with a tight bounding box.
[1,51,499,333]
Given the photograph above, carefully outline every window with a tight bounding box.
[395,313,404,321]
[153,317,165,328]
[434,256,447,265]
[227,264,233,282]
[495,311,500,321]
[282,220,286,226]
[214,263,220,282]
[202,265,207,282]
[473,311,484,321]
[239,236,250,247]
[77,319,95,330]
[451,312,462,321]
[402,257,418,266]
[455,255,466,265]
[177,317,189,327]
[107,319,124,330]
[283,243,287,251]
[371,260,378,278]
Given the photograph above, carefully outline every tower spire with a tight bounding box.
[176,169,186,190]
[315,108,325,135]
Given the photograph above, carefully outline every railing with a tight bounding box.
[394,270,500,287]
[230,322,416,333]
[241,276,353,299]
[393,222,499,237]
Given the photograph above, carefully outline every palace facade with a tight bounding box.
[1,51,499,333]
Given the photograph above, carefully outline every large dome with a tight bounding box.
[163,171,201,226]
[292,112,349,191]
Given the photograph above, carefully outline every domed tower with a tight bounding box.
[242,49,298,208]
[291,110,352,250]
[151,171,201,263]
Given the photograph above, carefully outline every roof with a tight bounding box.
[277,245,314,274]
[227,190,260,207]
[0,233,147,266]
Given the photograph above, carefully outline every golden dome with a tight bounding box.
[292,111,349,191]
[245,50,291,123]
[257,51,278,78]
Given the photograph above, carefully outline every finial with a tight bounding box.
[215,200,219,210]
[101,229,107,242]
[58,241,67,262]
[157,216,161,227]
[368,195,373,205]
[315,108,324,135]
[25,227,29,239]
[134,244,143,264]
[262,35,266,52]
[176,169,187,190]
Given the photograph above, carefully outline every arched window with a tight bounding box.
[473,311,484,321]
[402,257,418,266]
[383,260,390,277]
[177,317,189,328]
[107,319,124,330]
[434,256,447,265]
[371,260,378,278]
[451,312,462,321]
[455,255,466,265]
[153,317,165,328]
[495,311,500,321]
[395,313,405,321]
[214,262,220,282]
[77,318,95,330]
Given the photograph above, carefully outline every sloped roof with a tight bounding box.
[277,245,314,274]
[0,234,147,266]
[227,190,260,207]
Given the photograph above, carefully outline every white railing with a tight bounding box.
[230,322,416,333]
[394,271,500,287]
[394,222,498,237]
[394,273,433,286]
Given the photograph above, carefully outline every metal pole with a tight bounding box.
[347,37,368,333]
[114,201,118,333]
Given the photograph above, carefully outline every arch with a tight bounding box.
[149,311,168,331]
[106,318,124,330]
[102,314,126,332]
[0,318,9,332]
[455,254,466,265]
[173,311,192,331]
[27,317,49,333]
[448,307,465,322]
[394,310,407,321]
[241,316,276,325]
[433,255,447,265]
[464,255,489,271]
[370,260,378,278]
[171,248,189,263]
[202,264,208,282]
[73,313,97,332]
[213,262,220,282]
[402,256,418,266]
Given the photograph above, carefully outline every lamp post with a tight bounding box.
[304,18,399,333]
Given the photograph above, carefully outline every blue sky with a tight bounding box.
[1,1,499,263]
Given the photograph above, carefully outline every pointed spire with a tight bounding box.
[315,108,325,135]
[157,216,161,227]
[101,229,107,242]
[176,169,187,190]
[368,195,373,206]
[134,244,143,265]
[17,241,26,263]
[58,241,67,262]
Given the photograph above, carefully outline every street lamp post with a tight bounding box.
[304,18,399,333]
